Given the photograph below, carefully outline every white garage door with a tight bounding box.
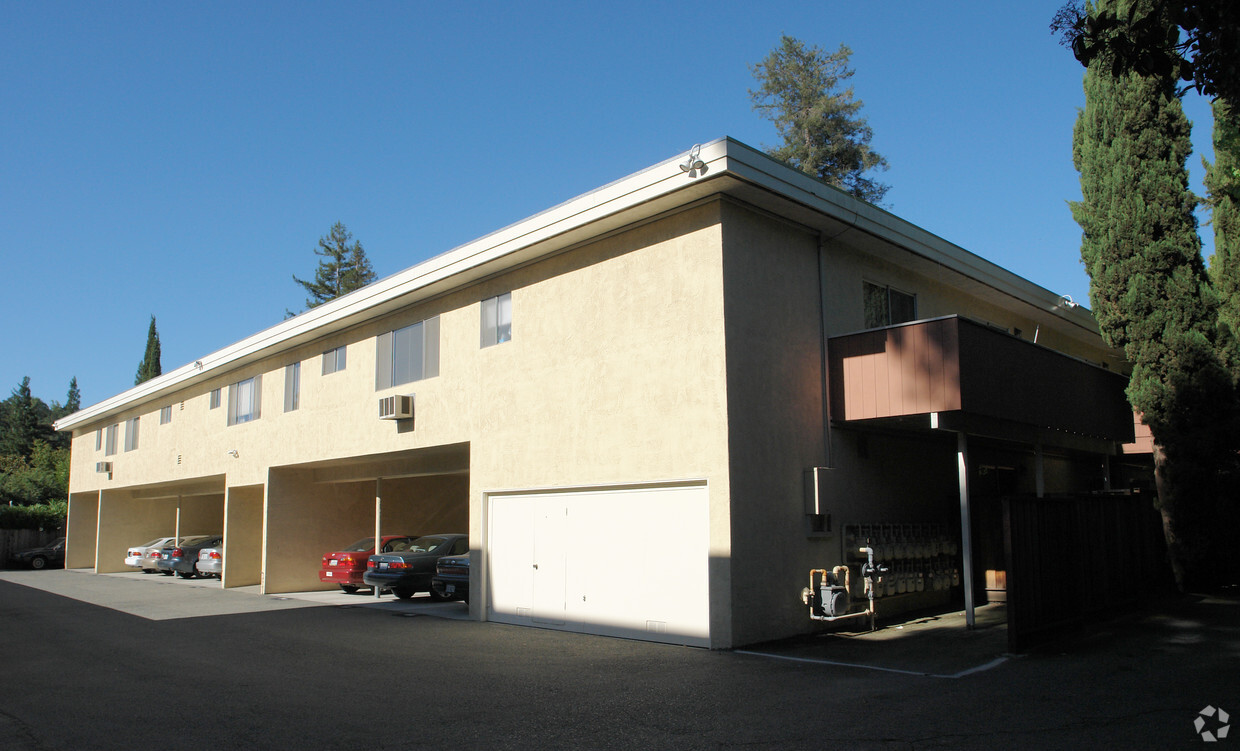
[487,484,710,647]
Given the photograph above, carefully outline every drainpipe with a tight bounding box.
[818,233,833,468]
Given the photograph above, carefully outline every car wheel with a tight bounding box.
[30,556,47,570]
[339,585,360,594]
[428,589,447,602]
[393,588,414,600]
[160,570,173,576]
[176,570,195,579]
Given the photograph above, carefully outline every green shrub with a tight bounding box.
[0,500,67,531]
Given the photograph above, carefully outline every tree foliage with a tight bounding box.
[0,377,73,507]
[749,36,890,204]
[135,315,162,385]
[1052,0,1240,102]
[1071,14,1239,587]
[291,222,377,313]
[1206,98,1240,381]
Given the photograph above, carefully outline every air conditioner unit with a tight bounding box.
[378,394,414,420]
[96,461,112,474]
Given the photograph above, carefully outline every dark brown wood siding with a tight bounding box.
[829,316,1134,442]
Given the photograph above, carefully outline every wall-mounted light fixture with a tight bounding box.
[680,144,707,178]
[227,449,239,458]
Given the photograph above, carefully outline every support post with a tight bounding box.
[957,432,975,629]
[1034,443,1045,499]
[374,478,383,600]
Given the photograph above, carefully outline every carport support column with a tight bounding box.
[374,478,383,600]
[957,432,976,629]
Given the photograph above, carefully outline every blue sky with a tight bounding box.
[1,1,1220,411]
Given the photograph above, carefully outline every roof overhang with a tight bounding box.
[56,137,1114,432]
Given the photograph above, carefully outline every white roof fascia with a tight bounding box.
[55,137,1100,432]
[716,138,1099,334]
[54,141,732,433]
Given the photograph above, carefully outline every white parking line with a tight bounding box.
[734,650,1010,679]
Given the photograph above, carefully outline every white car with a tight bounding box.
[197,546,222,578]
[125,537,177,572]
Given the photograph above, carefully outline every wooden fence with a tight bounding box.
[1003,492,1172,650]
[0,528,64,568]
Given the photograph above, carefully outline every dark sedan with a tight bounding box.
[363,534,468,600]
[431,550,470,602]
[155,535,223,578]
[9,538,65,570]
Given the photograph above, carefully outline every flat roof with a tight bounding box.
[55,137,1104,432]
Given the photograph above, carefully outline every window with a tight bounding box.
[160,405,172,425]
[863,282,917,328]
[284,362,300,412]
[210,388,221,409]
[227,375,262,426]
[322,345,347,375]
[123,417,139,452]
[95,429,102,451]
[376,317,440,390]
[481,292,512,347]
[104,424,118,456]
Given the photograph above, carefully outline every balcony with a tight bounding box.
[828,316,1134,448]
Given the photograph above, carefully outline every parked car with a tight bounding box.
[155,535,223,578]
[319,535,418,593]
[431,550,470,602]
[9,538,66,570]
[197,546,223,578]
[363,534,469,600]
[125,537,177,572]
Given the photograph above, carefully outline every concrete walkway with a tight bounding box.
[0,567,470,621]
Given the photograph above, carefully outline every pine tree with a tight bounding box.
[1206,98,1240,381]
[1071,21,1237,587]
[64,377,80,415]
[1,377,40,459]
[291,222,377,312]
[135,316,162,385]
[750,36,890,204]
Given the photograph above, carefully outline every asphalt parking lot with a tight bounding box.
[1,569,1237,750]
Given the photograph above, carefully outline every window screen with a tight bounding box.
[228,375,262,426]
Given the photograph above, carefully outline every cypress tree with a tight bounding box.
[1071,12,1237,588]
[135,315,162,385]
[1206,98,1240,382]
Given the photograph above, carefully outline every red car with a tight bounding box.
[319,535,417,593]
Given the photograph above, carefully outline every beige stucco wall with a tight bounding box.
[223,485,263,587]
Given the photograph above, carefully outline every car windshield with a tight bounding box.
[137,538,166,548]
[341,538,375,552]
[406,536,447,553]
[177,536,213,546]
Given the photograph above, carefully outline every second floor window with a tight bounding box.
[322,345,347,375]
[228,376,262,426]
[376,317,439,390]
[124,417,140,452]
[104,423,118,456]
[481,292,512,347]
[284,362,300,412]
[863,282,917,329]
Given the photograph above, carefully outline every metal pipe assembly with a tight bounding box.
[802,544,889,631]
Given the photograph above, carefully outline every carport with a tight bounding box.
[262,442,469,594]
[66,476,228,577]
